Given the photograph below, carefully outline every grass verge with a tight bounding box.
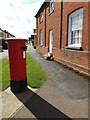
[0,53,48,91]
[0,58,10,90]
[26,53,48,88]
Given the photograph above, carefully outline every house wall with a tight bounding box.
[36,4,48,54]
[36,2,90,76]
[88,1,90,74]
[0,29,3,40]
[0,30,5,40]
[53,2,89,75]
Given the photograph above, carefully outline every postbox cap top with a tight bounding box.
[5,37,28,42]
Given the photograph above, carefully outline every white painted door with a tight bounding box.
[49,30,53,53]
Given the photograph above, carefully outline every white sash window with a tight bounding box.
[50,0,54,13]
[40,12,43,23]
[68,8,83,47]
[40,30,43,46]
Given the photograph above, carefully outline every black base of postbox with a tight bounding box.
[10,78,27,93]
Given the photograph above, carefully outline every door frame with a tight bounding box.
[49,29,53,54]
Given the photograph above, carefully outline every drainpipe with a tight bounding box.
[60,0,63,49]
[45,4,46,47]
[36,17,38,46]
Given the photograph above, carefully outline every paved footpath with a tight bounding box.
[0,50,8,60]
[2,45,89,119]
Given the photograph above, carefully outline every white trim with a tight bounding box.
[40,30,43,46]
[39,12,43,23]
[68,8,83,47]
[49,30,53,53]
[70,8,83,17]
[68,44,81,47]
[50,0,54,13]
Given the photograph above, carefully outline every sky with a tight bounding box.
[0,0,44,39]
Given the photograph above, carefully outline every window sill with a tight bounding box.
[52,47,57,50]
[65,46,83,50]
[48,9,54,16]
[39,44,43,47]
[45,46,48,49]
[39,20,43,24]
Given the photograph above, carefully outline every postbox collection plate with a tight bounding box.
[23,51,26,59]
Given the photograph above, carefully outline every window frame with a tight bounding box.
[68,8,83,48]
[40,29,43,46]
[39,12,43,23]
[50,0,54,14]
[0,32,3,37]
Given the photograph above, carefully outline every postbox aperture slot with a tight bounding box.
[22,46,27,49]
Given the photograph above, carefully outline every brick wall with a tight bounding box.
[88,1,90,75]
[36,2,90,76]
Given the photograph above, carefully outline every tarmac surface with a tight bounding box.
[1,45,89,119]
[27,45,88,100]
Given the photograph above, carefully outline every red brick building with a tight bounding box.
[35,1,90,76]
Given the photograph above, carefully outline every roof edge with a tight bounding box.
[35,1,46,17]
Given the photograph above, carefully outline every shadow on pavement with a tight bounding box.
[14,88,72,119]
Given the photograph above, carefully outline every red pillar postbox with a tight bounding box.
[5,38,28,93]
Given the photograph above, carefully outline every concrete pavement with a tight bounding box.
[11,79,88,119]
[0,50,8,60]
[0,91,1,119]
[1,45,89,119]
[2,86,38,119]
[0,50,8,119]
